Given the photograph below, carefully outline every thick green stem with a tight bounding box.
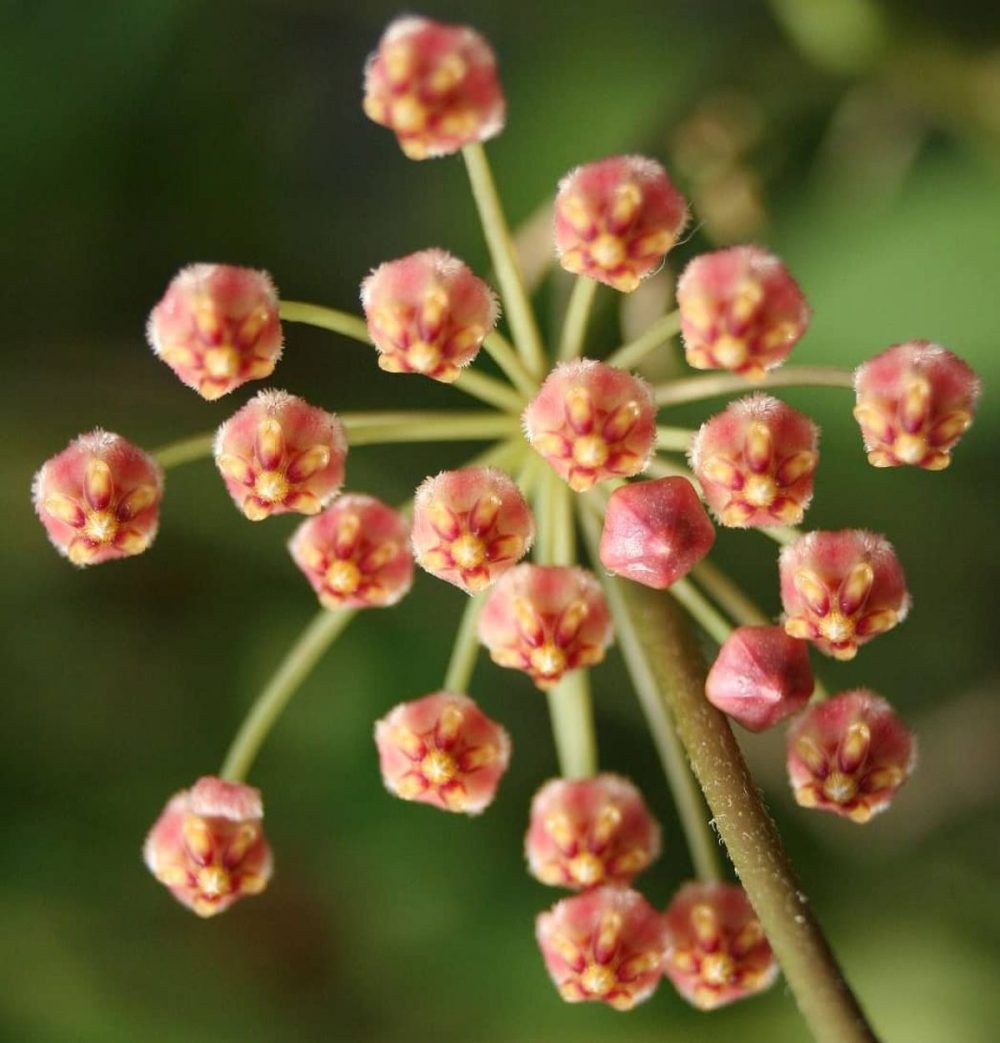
[444,593,486,693]
[152,433,215,469]
[279,300,371,343]
[578,505,722,883]
[606,310,681,370]
[220,608,355,782]
[654,365,854,407]
[558,277,598,361]
[615,581,878,1043]
[462,143,548,378]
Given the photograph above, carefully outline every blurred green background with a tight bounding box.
[3,0,999,1039]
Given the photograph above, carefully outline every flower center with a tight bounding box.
[822,771,858,804]
[450,532,487,568]
[572,435,609,468]
[568,852,604,886]
[580,962,617,996]
[530,644,567,679]
[701,951,735,986]
[196,864,232,897]
[326,559,362,594]
[421,749,457,786]
[84,510,118,543]
[255,470,289,502]
[743,473,776,507]
[204,345,239,378]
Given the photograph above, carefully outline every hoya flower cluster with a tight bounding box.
[33,12,981,1032]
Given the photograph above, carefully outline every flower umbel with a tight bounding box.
[374,691,511,813]
[147,263,282,400]
[215,390,347,520]
[33,430,164,566]
[787,689,916,822]
[143,776,273,917]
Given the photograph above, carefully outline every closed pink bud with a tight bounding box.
[523,360,656,492]
[853,341,981,470]
[362,17,505,160]
[787,689,916,823]
[663,881,778,1010]
[525,774,661,889]
[705,626,813,731]
[677,246,809,381]
[147,264,282,400]
[143,776,273,918]
[361,249,498,382]
[374,691,511,814]
[289,494,413,610]
[32,430,164,567]
[478,565,613,689]
[599,477,715,589]
[690,394,819,528]
[536,886,667,1010]
[214,390,347,521]
[779,530,909,661]
[412,466,533,593]
[554,155,688,292]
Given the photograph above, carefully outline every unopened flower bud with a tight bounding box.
[363,17,505,160]
[214,390,347,521]
[32,430,164,566]
[779,530,909,660]
[599,477,715,588]
[412,466,533,593]
[526,774,661,889]
[705,626,813,731]
[289,494,413,609]
[536,886,667,1010]
[787,689,916,822]
[663,881,778,1010]
[677,246,809,380]
[554,155,688,292]
[690,394,819,528]
[143,776,273,918]
[374,691,511,814]
[147,264,282,400]
[853,341,981,470]
[523,360,656,491]
[478,565,613,689]
[361,249,499,382]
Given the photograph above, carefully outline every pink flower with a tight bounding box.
[779,530,909,660]
[147,263,282,400]
[677,246,810,380]
[214,390,347,521]
[32,430,164,566]
[705,626,814,732]
[598,477,715,588]
[143,776,273,917]
[478,565,613,689]
[374,692,511,814]
[362,17,505,160]
[289,494,413,609]
[536,886,667,1009]
[853,340,981,470]
[787,689,916,822]
[554,155,688,292]
[663,881,778,1010]
[525,774,661,889]
[361,249,499,382]
[690,394,819,528]
[523,360,656,491]
[412,466,534,593]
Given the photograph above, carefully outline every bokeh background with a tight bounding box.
[3,0,999,1040]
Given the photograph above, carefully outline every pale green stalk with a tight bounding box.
[606,309,681,369]
[444,594,487,694]
[153,433,216,469]
[557,277,598,361]
[453,368,525,413]
[654,365,855,406]
[220,608,355,782]
[655,425,695,452]
[482,331,538,398]
[279,300,371,343]
[342,411,519,445]
[669,577,733,646]
[462,143,547,377]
